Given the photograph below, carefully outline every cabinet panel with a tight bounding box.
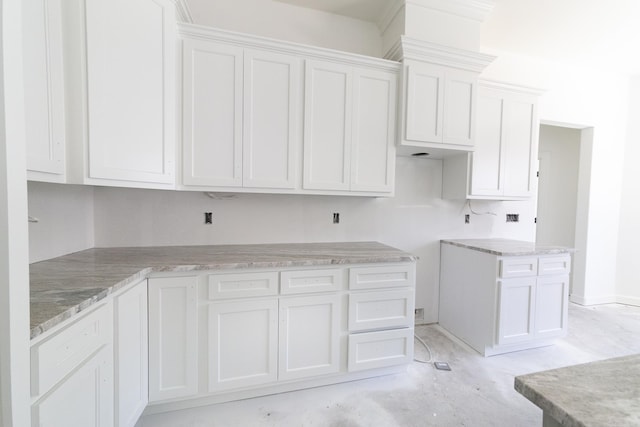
[347,328,413,372]
[243,50,299,189]
[503,97,536,197]
[303,60,352,191]
[470,91,503,195]
[538,255,571,276]
[31,303,111,397]
[280,269,342,295]
[443,69,476,146]
[499,257,538,278]
[535,275,569,339]
[24,0,66,179]
[209,299,278,391]
[32,346,113,427]
[279,294,341,380]
[348,289,414,332]
[115,281,148,427]
[183,40,243,187]
[497,278,536,345]
[351,68,396,192]
[405,64,443,143]
[148,276,198,402]
[85,0,174,184]
[208,271,279,300]
[349,264,415,290]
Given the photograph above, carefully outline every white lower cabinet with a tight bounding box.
[148,276,199,402]
[439,242,571,356]
[146,262,415,411]
[278,294,341,380]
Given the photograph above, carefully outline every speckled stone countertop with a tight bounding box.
[30,241,416,339]
[441,238,572,256]
[515,354,640,427]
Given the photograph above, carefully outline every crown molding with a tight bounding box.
[170,0,193,23]
[385,37,495,72]
[478,79,546,96]
[177,23,402,72]
[376,0,405,34]
[406,0,495,23]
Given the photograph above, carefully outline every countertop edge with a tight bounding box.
[441,239,573,256]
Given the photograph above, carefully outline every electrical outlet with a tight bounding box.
[204,212,213,224]
[465,214,470,224]
[333,213,340,224]
[414,308,424,321]
[506,214,519,223]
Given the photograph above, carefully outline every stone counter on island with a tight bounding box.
[441,238,573,257]
[30,241,417,338]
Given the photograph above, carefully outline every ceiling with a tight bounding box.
[272,0,640,74]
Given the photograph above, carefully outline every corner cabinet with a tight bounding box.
[443,81,542,200]
[439,242,570,356]
[146,262,415,413]
[62,0,177,189]
[303,61,397,193]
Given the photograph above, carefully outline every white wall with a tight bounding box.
[536,125,581,248]
[92,156,536,323]
[480,49,630,305]
[27,182,94,263]
[186,0,383,57]
[615,75,640,306]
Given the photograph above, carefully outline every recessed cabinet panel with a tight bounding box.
[499,257,538,278]
[503,98,535,197]
[443,70,475,146]
[347,328,413,372]
[534,275,569,338]
[538,256,571,276]
[303,60,352,191]
[183,40,243,187]
[243,50,298,189]
[351,69,396,192]
[497,278,536,345]
[470,92,503,195]
[348,289,414,331]
[349,264,415,290]
[85,0,174,184]
[405,65,443,143]
[280,269,342,295]
[209,299,278,391]
[208,271,279,299]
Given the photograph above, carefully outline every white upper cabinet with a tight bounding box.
[182,33,300,190]
[443,81,541,200]
[62,0,176,188]
[304,60,397,193]
[23,0,66,182]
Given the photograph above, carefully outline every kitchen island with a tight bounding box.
[515,354,640,427]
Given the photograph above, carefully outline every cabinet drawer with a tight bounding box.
[498,257,537,278]
[208,271,278,299]
[280,269,342,295]
[31,303,112,397]
[349,264,415,290]
[538,255,571,276]
[348,328,414,372]
[348,289,414,331]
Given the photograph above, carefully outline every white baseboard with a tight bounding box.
[569,294,617,305]
[615,295,640,307]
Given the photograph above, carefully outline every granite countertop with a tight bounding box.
[515,354,640,427]
[30,241,416,339]
[441,238,572,256]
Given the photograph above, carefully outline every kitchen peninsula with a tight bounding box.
[29,241,417,425]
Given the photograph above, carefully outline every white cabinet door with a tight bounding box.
[208,299,278,392]
[243,50,299,189]
[85,0,175,185]
[470,88,504,196]
[23,0,66,181]
[404,63,444,143]
[351,68,396,193]
[497,277,536,345]
[182,39,243,187]
[442,68,476,146]
[303,60,352,191]
[114,281,148,427]
[279,294,341,380]
[502,94,537,197]
[148,276,198,402]
[32,346,113,427]
[534,275,569,339]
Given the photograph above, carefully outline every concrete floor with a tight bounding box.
[139,303,640,427]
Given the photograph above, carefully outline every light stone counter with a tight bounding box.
[515,354,640,427]
[30,242,416,339]
[441,238,572,256]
